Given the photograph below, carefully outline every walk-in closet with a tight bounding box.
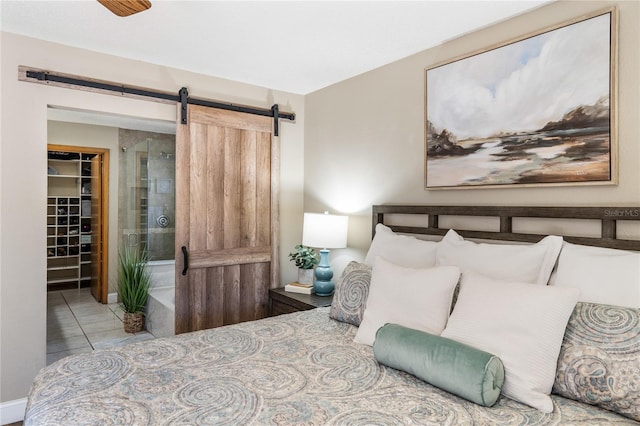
[47,148,96,291]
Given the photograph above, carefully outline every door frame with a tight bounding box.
[47,144,110,303]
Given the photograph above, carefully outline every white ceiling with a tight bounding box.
[1,1,549,95]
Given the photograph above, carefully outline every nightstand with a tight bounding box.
[269,287,333,316]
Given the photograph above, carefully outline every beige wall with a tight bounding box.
[0,33,305,402]
[305,0,640,260]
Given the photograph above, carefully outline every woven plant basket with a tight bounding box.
[123,312,145,333]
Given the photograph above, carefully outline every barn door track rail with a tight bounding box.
[19,66,295,136]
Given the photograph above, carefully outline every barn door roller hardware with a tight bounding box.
[21,67,294,136]
[177,87,285,135]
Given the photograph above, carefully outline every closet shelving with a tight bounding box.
[47,151,94,290]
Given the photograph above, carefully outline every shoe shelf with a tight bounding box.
[47,151,95,290]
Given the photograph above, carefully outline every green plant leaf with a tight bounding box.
[116,246,151,314]
[288,244,319,269]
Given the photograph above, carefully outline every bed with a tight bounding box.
[25,205,640,425]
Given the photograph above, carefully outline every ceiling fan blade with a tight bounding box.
[98,0,152,17]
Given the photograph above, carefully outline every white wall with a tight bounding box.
[305,0,640,261]
[0,32,305,402]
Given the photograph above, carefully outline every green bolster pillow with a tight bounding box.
[373,323,504,407]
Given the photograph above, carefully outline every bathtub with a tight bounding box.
[146,286,175,337]
[145,261,175,338]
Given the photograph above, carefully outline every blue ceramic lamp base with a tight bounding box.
[313,249,335,296]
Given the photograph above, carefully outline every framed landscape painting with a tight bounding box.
[425,8,617,189]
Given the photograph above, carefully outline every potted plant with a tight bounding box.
[117,246,151,333]
[288,244,320,285]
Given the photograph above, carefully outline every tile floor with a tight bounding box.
[47,288,155,365]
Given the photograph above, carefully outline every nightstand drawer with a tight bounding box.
[269,287,333,316]
[270,299,312,316]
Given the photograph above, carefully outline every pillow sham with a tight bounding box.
[441,272,579,413]
[353,257,460,346]
[374,323,505,407]
[436,229,563,285]
[553,302,640,421]
[553,242,640,308]
[329,261,372,326]
[364,223,438,268]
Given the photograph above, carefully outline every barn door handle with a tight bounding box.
[181,246,189,276]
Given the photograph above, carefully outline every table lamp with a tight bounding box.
[302,212,348,296]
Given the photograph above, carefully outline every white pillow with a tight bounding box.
[441,273,579,413]
[436,229,563,285]
[553,242,640,308]
[364,224,438,268]
[353,257,460,346]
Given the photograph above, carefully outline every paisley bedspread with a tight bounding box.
[25,308,639,425]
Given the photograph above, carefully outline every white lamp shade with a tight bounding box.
[302,212,348,249]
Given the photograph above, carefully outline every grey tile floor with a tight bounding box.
[47,288,155,365]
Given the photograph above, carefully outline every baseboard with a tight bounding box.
[0,397,27,424]
[108,292,118,304]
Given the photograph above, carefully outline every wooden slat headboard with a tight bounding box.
[372,205,640,251]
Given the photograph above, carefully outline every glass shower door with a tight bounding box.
[118,131,175,261]
[145,138,175,260]
[119,137,149,254]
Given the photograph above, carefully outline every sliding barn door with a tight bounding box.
[175,105,279,334]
